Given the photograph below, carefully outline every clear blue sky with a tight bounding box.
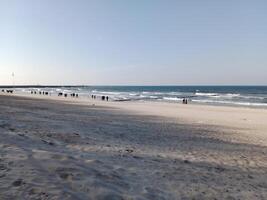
[0,0,266,85]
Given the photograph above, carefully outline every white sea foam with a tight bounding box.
[225,93,240,97]
[213,93,240,98]
[163,97,182,101]
[195,92,241,99]
[192,99,267,107]
[148,96,158,99]
[129,93,138,96]
[195,92,218,96]
[238,95,266,100]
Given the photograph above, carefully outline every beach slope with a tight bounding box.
[0,95,267,199]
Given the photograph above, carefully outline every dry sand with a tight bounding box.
[0,94,267,199]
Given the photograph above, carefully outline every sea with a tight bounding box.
[3,86,267,108]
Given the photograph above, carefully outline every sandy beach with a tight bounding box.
[0,93,267,199]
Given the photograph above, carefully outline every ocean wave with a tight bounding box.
[92,91,122,95]
[192,99,267,107]
[195,92,218,96]
[224,93,240,97]
[163,97,182,101]
[169,92,183,95]
[238,95,266,100]
[142,91,164,95]
[148,96,158,99]
[129,93,138,96]
[195,92,242,99]
[213,93,240,99]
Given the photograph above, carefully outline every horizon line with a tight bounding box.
[0,84,267,88]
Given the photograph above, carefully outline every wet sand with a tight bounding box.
[0,94,267,199]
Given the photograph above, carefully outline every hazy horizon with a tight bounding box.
[1,0,267,85]
[1,84,267,87]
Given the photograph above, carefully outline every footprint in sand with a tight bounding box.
[12,179,24,187]
[59,172,73,181]
[0,164,8,171]
[96,192,124,200]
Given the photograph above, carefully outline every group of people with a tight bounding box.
[1,89,14,94]
[29,90,110,101]
[29,91,80,98]
[91,95,109,101]
[1,88,113,102]
[58,92,78,98]
[3,89,189,105]
[101,96,109,101]
[182,98,189,104]
[70,93,79,98]
[31,91,49,96]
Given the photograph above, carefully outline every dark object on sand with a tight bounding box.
[58,93,63,96]
[125,148,134,153]
[102,96,105,101]
[45,92,49,95]
[6,90,13,94]
[183,160,191,164]
[106,96,109,101]
[70,93,78,98]
[12,179,23,187]
[64,94,68,97]
[76,94,78,98]
[182,98,188,104]
[2,89,5,92]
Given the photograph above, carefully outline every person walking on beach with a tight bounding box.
[182,98,188,104]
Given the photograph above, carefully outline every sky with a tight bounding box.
[0,0,266,85]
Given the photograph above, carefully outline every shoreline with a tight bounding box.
[2,85,267,109]
[3,92,267,139]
